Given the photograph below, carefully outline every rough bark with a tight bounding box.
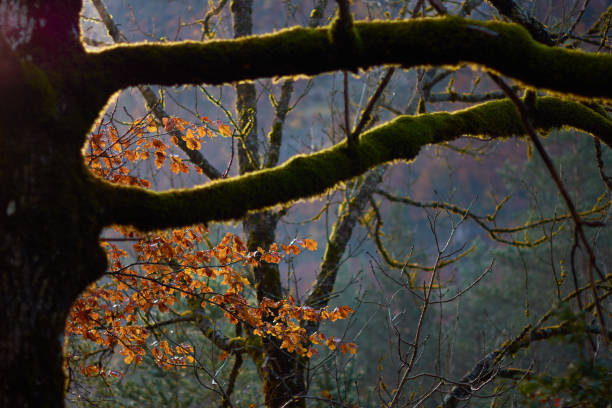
[1,9,108,405]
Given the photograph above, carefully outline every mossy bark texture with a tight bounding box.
[100,97,612,232]
[0,2,611,407]
[92,17,612,102]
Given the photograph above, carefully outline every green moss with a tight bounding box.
[327,16,363,71]
[227,336,246,351]
[94,97,610,232]
[20,60,57,119]
[533,97,612,147]
[91,17,612,101]
[244,335,264,368]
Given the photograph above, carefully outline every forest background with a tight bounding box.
[9,0,609,407]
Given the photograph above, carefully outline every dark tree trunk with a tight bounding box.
[1,5,109,405]
[0,109,107,406]
[244,212,307,408]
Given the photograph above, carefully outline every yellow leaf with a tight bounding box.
[146,119,158,133]
[83,365,100,376]
[183,128,195,141]
[301,239,317,251]
[186,137,201,150]
[218,124,232,137]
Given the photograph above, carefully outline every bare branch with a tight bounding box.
[192,308,244,353]
[490,75,608,343]
[265,80,294,168]
[200,0,229,40]
[305,167,385,312]
[91,0,222,180]
[375,189,610,247]
[594,139,612,191]
[485,0,555,45]
[443,320,612,408]
[351,68,395,139]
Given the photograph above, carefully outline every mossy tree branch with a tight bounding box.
[89,17,612,102]
[485,0,555,45]
[96,97,612,232]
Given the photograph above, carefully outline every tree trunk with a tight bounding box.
[244,212,308,408]
[231,1,308,405]
[0,119,107,406]
[1,8,108,404]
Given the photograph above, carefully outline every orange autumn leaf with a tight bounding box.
[183,129,201,150]
[124,149,138,162]
[108,126,119,142]
[330,305,354,321]
[281,244,300,255]
[196,126,208,138]
[68,221,351,370]
[168,155,190,174]
[186,137,200,150]
[154,151,166,168]
[83,364,101,377]
[218,124,232,137]
[300,238,317,251]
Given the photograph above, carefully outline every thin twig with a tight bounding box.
[223,131,236,178]
[594,139,612,191]
[490,74,608,346]
[351,68,395,139]
[343,71,353,149]
[200,0,229,40]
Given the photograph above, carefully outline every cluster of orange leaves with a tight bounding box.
[70,116,357,379]
[84,114,232,187]
[67,230,355,377]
